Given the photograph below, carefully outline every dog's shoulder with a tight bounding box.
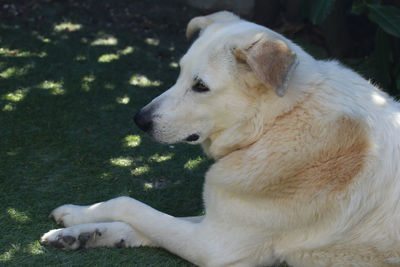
[206,91,371,200]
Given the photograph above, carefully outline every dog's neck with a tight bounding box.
[201,94,310,160]
[201,57,318,160]
[201,111,264,159]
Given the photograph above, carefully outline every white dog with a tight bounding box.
[41,11,400,266]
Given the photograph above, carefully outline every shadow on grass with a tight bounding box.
[0,0,206,266]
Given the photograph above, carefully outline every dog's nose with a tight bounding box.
[134,110,153,132]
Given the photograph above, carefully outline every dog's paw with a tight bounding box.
[50,204,87,227]
[41,222,150,249]
[40,227,101,250]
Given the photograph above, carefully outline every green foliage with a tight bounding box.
[308,0,400,93]
[370,28,392,89]
[367,3,400,37]
[310,0,400,38]
[309,0,336,25]
[352,1,400,92]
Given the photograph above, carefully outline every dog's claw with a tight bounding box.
[115,238,125,248]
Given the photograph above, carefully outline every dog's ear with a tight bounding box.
[234,36,298,97]
[186,11,240,39]
[186,17,213,39]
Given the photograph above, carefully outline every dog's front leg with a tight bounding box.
[50,197,209,265]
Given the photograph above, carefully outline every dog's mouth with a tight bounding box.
[184,134,200,142]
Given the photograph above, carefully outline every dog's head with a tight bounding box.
[135,11,299,158]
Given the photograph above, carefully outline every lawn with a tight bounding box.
[0,1,386,266]
[0,0,208,266]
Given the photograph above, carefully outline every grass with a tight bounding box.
[0,0,207,266]
[0,1,386,266]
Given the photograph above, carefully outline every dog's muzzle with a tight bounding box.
[134,109,153,132]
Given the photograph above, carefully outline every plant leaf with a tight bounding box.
[310,0,336,25]
[351,2,367,15]
[367,4,400,37]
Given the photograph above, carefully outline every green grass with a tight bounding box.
[0,1,207,266]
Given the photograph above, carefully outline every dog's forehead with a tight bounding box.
[179,22,257,75]
[180,21,271,67]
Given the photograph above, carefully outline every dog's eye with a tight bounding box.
[192,80,210,93]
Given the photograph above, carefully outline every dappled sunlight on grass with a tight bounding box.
[38,36,51,43]
[2,88,29,111]
[142,177,174,191]
[0,241,44,262]
[131,165,149,176]
[98,53,119,63]
[143,182,154,190]
[98,46,135,63]
[6,148,20,156]
[116,95,130,104]
[32,31,51,43]
[123,135,141,147]
[2,103,15,111]
[7,208,30,223]
[39,80,65,95]
[0,244,19,261]
[0,64,34,78]
[81,74,95,92]
[1,67,19,78]
[0,48,46,58]
[149,153,173,163]
[2,89,29,102]
[99,172,112,181]
[53,22,82,32]
[83,75,95,82]
[28,241,45,255]
[104,83,116,90]
[145,38,159,46]
[0,50,47,58]
[110,157,133,167]
[184,156,206,170]
[80,37,89,44]
[169,62,178,68]
[75,55,86,61]
[129,74,161,87]
[119,46,134,55]
[91,36,118,46]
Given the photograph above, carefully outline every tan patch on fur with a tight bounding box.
[266,116,369,198]
[211,100,369,199]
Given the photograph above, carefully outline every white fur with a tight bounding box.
[42,12,400,266]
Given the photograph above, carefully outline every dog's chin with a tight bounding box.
[148,132,204,145]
